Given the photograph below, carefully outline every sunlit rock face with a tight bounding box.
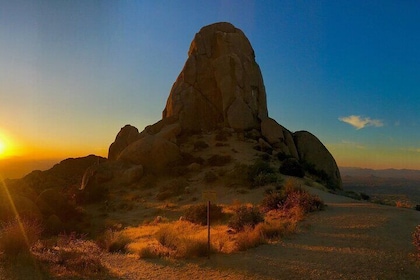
[163,22,268,132]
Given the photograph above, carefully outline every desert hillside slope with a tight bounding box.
[74,188,420,280]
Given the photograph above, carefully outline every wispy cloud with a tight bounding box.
[401,147,420,153]
[339,115,384,130]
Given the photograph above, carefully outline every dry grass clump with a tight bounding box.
[234,224,265,251]
[184,203,224,226]
[33,233,107,278]
[154,221,209,258]
[260,219,297,240]
[396,200,412,209]
[96,229,131,253]
[0,218,42,256]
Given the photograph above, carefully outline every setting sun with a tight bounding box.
[0,139,5,157]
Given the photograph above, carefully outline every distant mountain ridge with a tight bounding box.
[340,166,420,180]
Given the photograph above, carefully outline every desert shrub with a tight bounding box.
[96,229,131,253]
[260,191,286,212]
[228,205,264,231]
[193,140,209,151]
[260,220,297,240]
[248,160,277,188]
[396,200,412,208]
[253,172,278,188]
[184,203,224,226]
[204,170,218,183]
[413,225,420,252]
[0,218,42,256]
[276,152,293,161]
[360,192,370,200]
[283,190,324,213]
[207,154,232,166]
[279,158,305,178]
[235,224,264,251]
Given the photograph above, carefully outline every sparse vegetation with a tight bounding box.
[96,229,131,253]
[156,178,187,201]
[228,205,264,231]
[248,160,277,188]
[184,203,224,226]
[396,200,412,209]
[0,218,42,256]
[155,221,210,258]
[235,224,264,251]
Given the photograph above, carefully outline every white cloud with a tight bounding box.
[339,115,384,130]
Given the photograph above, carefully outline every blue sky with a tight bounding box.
[1,0,420,169]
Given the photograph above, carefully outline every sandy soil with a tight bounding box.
[98,188,420,280]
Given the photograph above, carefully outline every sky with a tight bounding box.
[1,0,420,176]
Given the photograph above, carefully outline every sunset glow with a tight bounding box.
[1,1,420,178]
[0,140,5,157]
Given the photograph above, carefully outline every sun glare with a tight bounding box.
[0,130,16,159]
[0,139,6,158]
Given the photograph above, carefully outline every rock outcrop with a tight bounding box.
[117,135,181,171]
[163,22,268,131]
[108,125,140,160]
[294,131,342,189]
[107,22,342,189]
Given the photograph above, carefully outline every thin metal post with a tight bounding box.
[207,200,210,259]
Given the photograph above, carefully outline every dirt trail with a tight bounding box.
[100,189,420,280]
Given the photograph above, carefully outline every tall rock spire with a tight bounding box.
[163,22,268,131]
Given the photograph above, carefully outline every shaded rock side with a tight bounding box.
[162,22,268,131]
[293,131,342,189]
[117,135,181,171]
[108,125,140,160]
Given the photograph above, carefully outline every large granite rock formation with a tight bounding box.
[107,22,342,188]
[163,22,268,131]
[294,131,342,189]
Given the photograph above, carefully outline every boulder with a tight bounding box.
[293,131,342,189]
[261,118,299,158]
[163,22,268,131]
[108,125,140,160]
[122,165,144,185]
[117,135,181,171]
[36,188,76,220]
